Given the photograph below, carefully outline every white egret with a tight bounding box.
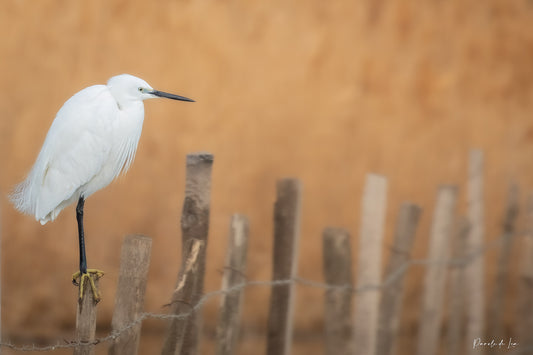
[10,74,194,301]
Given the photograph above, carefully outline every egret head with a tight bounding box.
[107,74,194,105]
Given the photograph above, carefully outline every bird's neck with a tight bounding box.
[116,98,144,112]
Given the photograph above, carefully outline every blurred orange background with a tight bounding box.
[1,0,533,354]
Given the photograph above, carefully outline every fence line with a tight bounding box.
[3,150,530,355]
[0,229,514,353]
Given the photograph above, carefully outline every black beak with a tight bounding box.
[151,90,195,102]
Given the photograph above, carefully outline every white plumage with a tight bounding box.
[10,74,193,224]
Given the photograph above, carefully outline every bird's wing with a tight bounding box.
[28,85,118,221]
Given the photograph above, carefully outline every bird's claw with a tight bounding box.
[72,269,105,303]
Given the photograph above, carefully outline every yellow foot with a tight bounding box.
[72,269,105,303]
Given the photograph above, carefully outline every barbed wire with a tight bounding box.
[0,231,519,352]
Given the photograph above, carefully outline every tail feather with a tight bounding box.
[9,179,33,216]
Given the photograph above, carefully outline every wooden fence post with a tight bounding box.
[74,278,99,355]
[161,153,214,355]
[377,202,421,355]
[446,217,470,355]
[465,149,486,355]
[266,178,302,355]
[215,214,250,355]
[353,173,388,355]
[108,235,152,355]
[488,183,519,348]
[0,204,2,355]
[516,194,533,349]
[322,227,353,355]
[416,185,458,355]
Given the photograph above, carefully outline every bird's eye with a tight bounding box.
[138,87,143,92]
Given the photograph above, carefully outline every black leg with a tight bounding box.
[73,198,103,301]
[76,197,87,275]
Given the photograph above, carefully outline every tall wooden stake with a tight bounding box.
[353,174,388,355]
[215,214,250,355]
[162,153,214,355]
[417,186,458,355]
[377,202,421,355]
[488,183,519,350]
[447,217,470,355]
[516,194,533,348]
[266,179,302,355]
[465,149,485,355]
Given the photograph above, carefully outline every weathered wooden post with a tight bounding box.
[353,174,387,355]
[377,202,421,355]
[323,227,353,355]
[215,214,250,355]
[0,204,2,355]
[416,186,458,355]
[161,152,214,355]
[516,194,533,349]
[108,235,152,355]
[447,217,470,355]
[465,149,485,355]
[74,277,100,355]
[266,178,302,355]
[488,183,519,350]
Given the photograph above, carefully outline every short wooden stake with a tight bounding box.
[323,227,353,355]
[108,235,152,355]
[74,278,99,355]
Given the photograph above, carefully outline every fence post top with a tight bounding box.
[186,152,214,164]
